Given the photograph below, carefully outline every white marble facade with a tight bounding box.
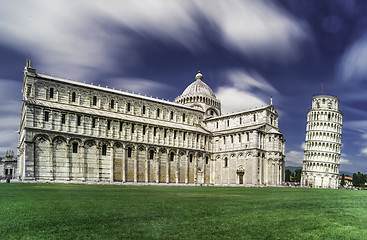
[18,61,285,186]
[301,95,343,188]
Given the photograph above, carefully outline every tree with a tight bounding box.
[294,169,302,182]
[352,172,367,187]
[285,169,291,182]
[353,173,358,186]
[341,174,345,186]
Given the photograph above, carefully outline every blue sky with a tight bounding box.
[0,0,367,173]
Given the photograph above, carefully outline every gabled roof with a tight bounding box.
[33,72,203,113]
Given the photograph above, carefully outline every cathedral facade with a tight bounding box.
[18,61,286,186]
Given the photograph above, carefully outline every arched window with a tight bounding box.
[102,144,107,156]
[142,105,146,115]
[182,113,186,122]
[44,111,49,122]
[210,110,214,116]
[49,88,54,99]
[92,96,97,106]
[189,154,193,163]
[127,103,131,112]
[127,147,132,158]
[170,111,174,120]
[205,156,209,164]
[72,142,78,153]
[72,92,76,102]
[149,150,154,160]
[224,157,228,167]
[61,114,66,124]
[170,152,174,161]
[157,108,160,118]
[110,99,115,109]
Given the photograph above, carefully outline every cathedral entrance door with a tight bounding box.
[239,174,244,184]
[237,166,245,184]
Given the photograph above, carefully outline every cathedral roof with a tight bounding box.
[36,73,203,113]
[180,71,217,99]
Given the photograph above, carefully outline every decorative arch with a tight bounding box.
[33,134,51,143]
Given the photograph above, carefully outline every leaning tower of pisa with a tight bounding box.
[301,95,343,189]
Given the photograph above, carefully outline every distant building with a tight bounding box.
[338,175,352,187]
[18,61,286,186]
[0,150,17,179]
[301,95,343,188]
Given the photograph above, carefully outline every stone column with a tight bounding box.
[220,156,223,185]
[51,142,56,181]
[176,150,179,184]
[67,143,72,181]
[265,159,269,185]
[271,161,274,185]
[122,145,126,183]
[203,155,206,184]
[166,151,170,184]
[81,145,86,182]
[194,152,198,184]
[110,145,114,182]
[278,160,281,184]
[211,156,215,185]
[156,148,160,183]
[145,148,149,183]
[252,152,259,185]
[185,152,189,184]
[199,154,203,185]
[97,146,101,181]
[258,155,262,185]
[134,145,138,183]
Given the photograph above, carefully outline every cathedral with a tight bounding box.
[18,61,286,186]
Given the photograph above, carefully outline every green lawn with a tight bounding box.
[0,184,366,239]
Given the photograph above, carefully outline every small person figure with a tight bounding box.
[6,175,11,183]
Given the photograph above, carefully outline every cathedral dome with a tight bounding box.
[181,71,216,98]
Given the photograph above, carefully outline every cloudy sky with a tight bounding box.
[1,0,367,173]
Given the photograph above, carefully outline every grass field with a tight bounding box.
[1,183,367,239]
